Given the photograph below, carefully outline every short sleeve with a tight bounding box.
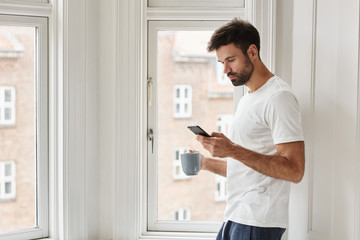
[265,91,304,144]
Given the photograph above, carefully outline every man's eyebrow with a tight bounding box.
[218,56,236,63]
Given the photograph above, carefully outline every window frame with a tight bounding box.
[173,147,190,180]
[0,161,16,200]
[173,85,192,118]
[131,0,277,238]
[0,14,49,240]
[0,86,16,126]
[148,0,245,8]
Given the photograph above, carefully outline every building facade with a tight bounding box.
[157,31,233,222]
[0,26,35,233]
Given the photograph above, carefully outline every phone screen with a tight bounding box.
[187,125,212,137]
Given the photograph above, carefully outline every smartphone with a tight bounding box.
[188,125,212,137]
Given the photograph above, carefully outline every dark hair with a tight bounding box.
[207,18,260,57]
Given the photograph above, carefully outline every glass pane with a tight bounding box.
[157,31,233,221]
[4,108,11,120]
[4,163,11,176]
[4,90,11,102]
[5,182,11,194]
[0,26,36,233]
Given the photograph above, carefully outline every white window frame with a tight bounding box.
[0,86,16,126]
[126,0,277,238]
[174,85,192,118]
[0,161,16,200]
[0,14,49,240]
[173,147,190,180]
[215,175,227,202]
[149,0,245,8]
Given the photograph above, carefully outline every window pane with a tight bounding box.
[4,108,11,120]
[4,163,11,176]
[0,26,36,233]
[5,182,11,194]
[157,31,233,221]
[4,90,11,102]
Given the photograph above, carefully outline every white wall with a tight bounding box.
[275,0,293,84]
[290,0,360,240]
[61,0,99,239]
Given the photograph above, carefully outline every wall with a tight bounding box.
[275,0,293,84]
[290,0,360,240]
[61,0,99,239]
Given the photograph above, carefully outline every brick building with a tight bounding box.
[157,31,233,221]
[0,26,35,233]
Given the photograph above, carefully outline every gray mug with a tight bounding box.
[180,152,201,175]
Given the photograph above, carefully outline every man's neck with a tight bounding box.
[246,62,274,93]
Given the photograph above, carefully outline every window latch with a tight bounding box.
[147,77,153,107]
[148,128,154,153]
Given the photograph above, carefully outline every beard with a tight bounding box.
[227,57,254,86]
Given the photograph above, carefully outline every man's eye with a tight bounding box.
[227,58,235,62]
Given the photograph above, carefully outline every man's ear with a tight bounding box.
[247,44,258,61]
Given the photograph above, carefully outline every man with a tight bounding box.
[196,19,305,240]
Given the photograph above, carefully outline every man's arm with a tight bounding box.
[201,156,227,177]
[197,132,305,183]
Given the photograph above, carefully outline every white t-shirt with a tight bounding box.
[224,75,304,228]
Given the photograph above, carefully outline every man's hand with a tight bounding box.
[196,132,305,183]
[189,149,206,170]
[196,132,235,158]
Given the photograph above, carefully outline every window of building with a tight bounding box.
[216,114,233,136]
[0,14,49,240]
[215,61,231,86]
[215,175,226,202]
[0,161,16,200]
[174,85,192,118]
[173,148,190,180]
[174,208,191,221]
[0,87,16,126]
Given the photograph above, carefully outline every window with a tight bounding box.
[216,114,233,136]
[173,148,190,180]
[0,87,16,126]
[145,0,275,236]
[0,161,16,200]
[215,61,231,86]
[148,21,232,233]
[174,208,191,221]
[215,175,226,202]
[174,85,192,118]
[0,15,48,240]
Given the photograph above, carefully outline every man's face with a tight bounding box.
[216,43,254,87]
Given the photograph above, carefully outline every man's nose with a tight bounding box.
[223,63,231,74]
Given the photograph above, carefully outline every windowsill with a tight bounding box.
[139,231,217,240]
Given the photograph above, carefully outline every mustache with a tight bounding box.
[227,72,236,77]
